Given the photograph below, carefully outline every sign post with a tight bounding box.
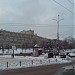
[12,46,16,58]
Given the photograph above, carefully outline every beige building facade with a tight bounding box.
[0,29,49,49]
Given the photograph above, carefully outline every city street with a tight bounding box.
[0,62,73,75]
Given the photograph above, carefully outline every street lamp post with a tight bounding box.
[52,15,64,54]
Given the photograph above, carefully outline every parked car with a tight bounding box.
[59,52,66,58]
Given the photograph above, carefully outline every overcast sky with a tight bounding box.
[0,0,74,39]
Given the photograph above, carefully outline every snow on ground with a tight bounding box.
[0,48,33,54]
[0,55,71,70]
[0,49,74,70]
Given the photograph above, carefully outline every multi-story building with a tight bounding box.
[0,29,49,49]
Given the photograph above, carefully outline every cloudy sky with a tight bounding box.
[0,0,74,39]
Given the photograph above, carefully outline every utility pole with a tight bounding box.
[57,15,59,51]
[52,15,64,54]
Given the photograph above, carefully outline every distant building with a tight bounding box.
[0,29,49,49]
[20,30,34,35]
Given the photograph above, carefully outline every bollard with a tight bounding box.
[67,57,69,62]
[62,58,63,61]
[40,60,42,64]
[7,62,8,68]
[49,59,50,63]
[20,61,21,66]
[32,60,33,65]
[56,58,57,62]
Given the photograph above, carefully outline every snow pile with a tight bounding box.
[69,53,75,57]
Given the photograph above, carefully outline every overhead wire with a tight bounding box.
[0,0,74,28]
[53,0,74,14]
[0,23,74,28]
[67,0,75,6]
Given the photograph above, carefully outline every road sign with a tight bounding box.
[12,46,16,50]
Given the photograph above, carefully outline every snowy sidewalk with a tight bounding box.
[0,55,71,70]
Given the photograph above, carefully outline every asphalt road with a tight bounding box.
[0,63,73,75]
